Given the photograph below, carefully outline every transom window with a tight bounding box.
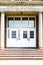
[7,17,35,28]
[22,17,28,20]
[29,17,35,28]
[15,17,20,20]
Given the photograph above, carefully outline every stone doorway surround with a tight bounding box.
[0,4,43,59]
[0,5,43,49]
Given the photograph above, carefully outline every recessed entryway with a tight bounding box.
[6,16,37,48]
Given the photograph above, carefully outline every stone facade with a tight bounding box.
[0,0,43,59]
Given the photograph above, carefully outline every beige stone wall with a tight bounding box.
[0,0,11,1]
[42,13,43,44]
[0,12,42,48]
[0,0,42,1]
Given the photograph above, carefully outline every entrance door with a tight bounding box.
[6,16,36,48]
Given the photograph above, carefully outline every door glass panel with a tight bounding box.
[22,17,28,27]
[8,17,21,28]
[14,17,21,27]
[8,17,14,28]
[12,31,16,38]
[8,17,13,21]
[30,31,34,38]
[8,20,14,28]
[15,17,20,20]
[29,18,35,28]
[23,31,27,38]
[14,20,20,28]
[22,17,28,20]
[22,21,28,27]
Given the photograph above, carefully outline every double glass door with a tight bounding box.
[6,16,36,48]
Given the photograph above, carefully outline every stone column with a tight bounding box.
[1,12,5,49]
[39,12,43,48]
[29,0,32,1]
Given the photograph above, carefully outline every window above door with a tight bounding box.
[7,16,36,28]
[29,17,35,28]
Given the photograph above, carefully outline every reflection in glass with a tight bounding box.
[22,21,28,27]
[12,31,16,38]
[8,20,21,28]
[30,31,34,38]
[29,20,35,28]
[8,20,14,28]
[23,31,27,38]
[14,21,20,27]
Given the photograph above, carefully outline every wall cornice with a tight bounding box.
[0,5,43,12]
[0,1,43,6]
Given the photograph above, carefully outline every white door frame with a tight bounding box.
[6,16,36,48]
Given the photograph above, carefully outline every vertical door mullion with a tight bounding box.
[27,17,30,40]
[10,28,12,39]
[16,28,18,40]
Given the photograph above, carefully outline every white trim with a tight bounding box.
[1,12,5,49]
[39,12,43,48]
[12,0,14,1]
[29,0,32,1]
[0,6,43,12]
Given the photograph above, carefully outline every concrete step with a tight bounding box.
[0,49,43,58]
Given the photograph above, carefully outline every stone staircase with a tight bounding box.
[0,48,43,60]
